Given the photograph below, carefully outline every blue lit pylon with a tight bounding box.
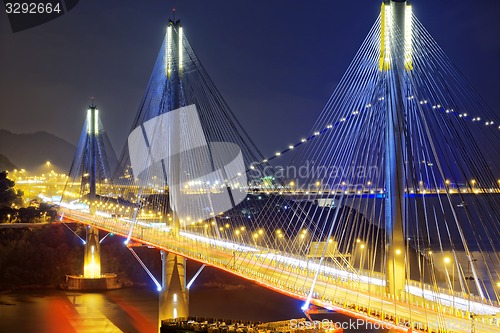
[158,18,189,325]
[380,0,412,299]
[84,100,102,278]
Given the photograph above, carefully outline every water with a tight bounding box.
[0,285,383,333]
[0,284,306,333]
[0,288,158,333]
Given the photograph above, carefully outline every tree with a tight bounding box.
[0,171,22,208]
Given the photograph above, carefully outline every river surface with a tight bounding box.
[0,288,158,333]
[0,284,309,333]
[0,286,383,333]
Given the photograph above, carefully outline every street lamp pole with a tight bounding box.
[444,256,455,309]
[452,261,455,309]
[466,259,477,321]
[359,243,366,273]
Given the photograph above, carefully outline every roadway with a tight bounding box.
[63,209,499,333]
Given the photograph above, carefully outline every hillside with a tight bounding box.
[0,129,76,173]
[0,153,17,171]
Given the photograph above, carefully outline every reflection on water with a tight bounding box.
[0,285,390,333]
[0,288,158,333]
[0,285,302,333]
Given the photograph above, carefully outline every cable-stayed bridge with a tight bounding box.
[52,1,500,332]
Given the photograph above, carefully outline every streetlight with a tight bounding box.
[444,256,455,309]
[465,258,477,323]
[359,243,366,272]
[252,232,259,245]
[45,161,52,175]
[274,229,283,249]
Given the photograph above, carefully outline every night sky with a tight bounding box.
[0,0,498,158]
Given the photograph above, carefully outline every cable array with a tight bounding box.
[61,9,500,332]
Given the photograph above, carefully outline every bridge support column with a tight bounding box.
[84,100,101,278]
[84,226,101,277]
[381,0,411,300]
[159,251,188,329]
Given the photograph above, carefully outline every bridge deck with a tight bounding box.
[63,209,499,333]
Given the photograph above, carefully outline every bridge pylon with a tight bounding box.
[381,0,412,299]
[159,250,189,325]
[158,18,190,328]
[64,100,120,290]
[84,102,102,278]
[83,226,101,277]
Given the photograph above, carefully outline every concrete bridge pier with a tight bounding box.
[83,226,101,277]
[159,251,189,329]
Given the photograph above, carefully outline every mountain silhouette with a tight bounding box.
[0,129,75,173]
[0,153,16,171]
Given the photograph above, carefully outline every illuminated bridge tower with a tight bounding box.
[380,0,412,299]
[84,102,102,278]
[158,18,189,326]
[65,100,120,291]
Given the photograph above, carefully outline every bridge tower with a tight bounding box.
[380,0,412,299]
[84,102,102,278]
[65,100,120,290]
[158,18,189,326]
